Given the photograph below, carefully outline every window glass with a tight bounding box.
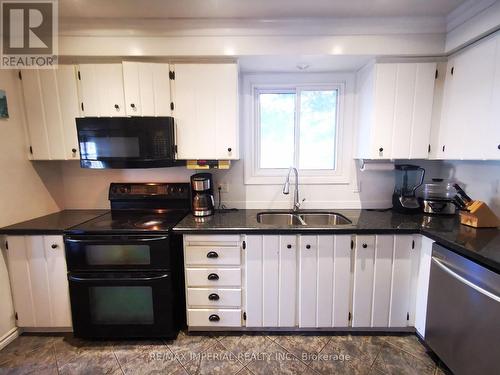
[259,92,295,168]
[299,90,337,169]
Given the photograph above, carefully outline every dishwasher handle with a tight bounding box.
[432,257,500,303]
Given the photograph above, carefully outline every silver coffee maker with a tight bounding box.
[190,173,215,217]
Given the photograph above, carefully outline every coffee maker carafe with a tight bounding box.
[190,173,215,217]
[392,165,425,214]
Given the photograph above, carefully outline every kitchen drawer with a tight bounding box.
[185,246,241,266]
[187,288,241,308]
[188,309,242,327]
[185,268,241,287]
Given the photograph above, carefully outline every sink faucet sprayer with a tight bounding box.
[283,167,304,212]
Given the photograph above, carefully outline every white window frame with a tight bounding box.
[243,73,355,185]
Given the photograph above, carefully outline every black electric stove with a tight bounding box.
[64,182,190,339]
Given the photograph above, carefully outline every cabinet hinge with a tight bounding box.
[15,312,18,321]
[242,240,246,250]
[350,239,354,250]
[173,144,178,154]
[348,312,352,321]
[18,71,22,80]
[428,144,431,153]
[5,241,8,250]
[29,146,33,154]
[435,69,438,79]
[412,240,415,249]
[170,102,174,111]
[169,71,175,80]
[451,66,454,76]
[406,312,410,321]
[243,312,247,321]
[77,70,81,80]
[81,102,84,112]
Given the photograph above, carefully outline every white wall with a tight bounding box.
[0,70,62,341]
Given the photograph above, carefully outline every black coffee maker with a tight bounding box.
[190,173,215,217]
[392,165,425,214]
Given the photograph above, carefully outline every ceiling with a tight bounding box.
[60,0,466,19]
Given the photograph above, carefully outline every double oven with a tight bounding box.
[65,234,179,338]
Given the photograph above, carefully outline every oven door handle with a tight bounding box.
[65,236,169,243]
[68,274,169,283]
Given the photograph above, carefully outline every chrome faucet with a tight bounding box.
[283,167,303,212]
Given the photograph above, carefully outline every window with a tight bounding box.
[244,73,354,185]
[258,89,338,170]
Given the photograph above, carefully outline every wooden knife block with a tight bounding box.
[459,200,499,228]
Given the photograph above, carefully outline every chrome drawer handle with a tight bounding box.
[208,293,220,301]
[209,314,220,322]
[207,251,219,258]
[207,273,219,281]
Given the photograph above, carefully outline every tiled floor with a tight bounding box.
[0,332,450,375]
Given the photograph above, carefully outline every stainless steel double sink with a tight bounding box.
[256,211,352,226]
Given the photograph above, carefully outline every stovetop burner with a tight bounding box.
[67,182,191,234]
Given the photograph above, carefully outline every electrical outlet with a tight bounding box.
[218,182,229,193]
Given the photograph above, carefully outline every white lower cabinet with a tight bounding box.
[183,235,243,329]
[5,235,72,328]
[352,235,414,328]
[184,234,432,332]
[415,236,434,337]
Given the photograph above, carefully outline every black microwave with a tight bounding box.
[76,117,185,169]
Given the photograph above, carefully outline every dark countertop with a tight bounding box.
[0,210,109,235]
[173,209,500,273]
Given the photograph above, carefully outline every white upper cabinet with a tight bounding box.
[356,62,437,160]
[122,62,171,116]
[20,66,80,160]
[172,63,239,160]
[435,33,500,160]
[78,64,126,117]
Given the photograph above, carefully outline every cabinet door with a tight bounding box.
[279,235,297,327]
[389,235,413,327]
[391,63,436,159]
[372,64,397,159]
[79,64,125,117]
[415,236,433,337]
[55,66,81,159]
[43,236,72,327]
[245,235,296,327]
[457,37,497,159]
[123,62,171,116]
[173,63,238,160]
[485,34,500,160]
[38,70,66,159]
[262,235,279,326]
[245,235,263,327]
[352,235,376,327]
[20,70,51,159]
[6,235,71,328]
[5,236,36,327]
[371,236,394,327]
[299,235,319,327]
[214,63,239,159]
[26,236,52,326]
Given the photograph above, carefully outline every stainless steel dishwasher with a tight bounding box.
[426,244,500,375]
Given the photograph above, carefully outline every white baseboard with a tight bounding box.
[0,327,19,351]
